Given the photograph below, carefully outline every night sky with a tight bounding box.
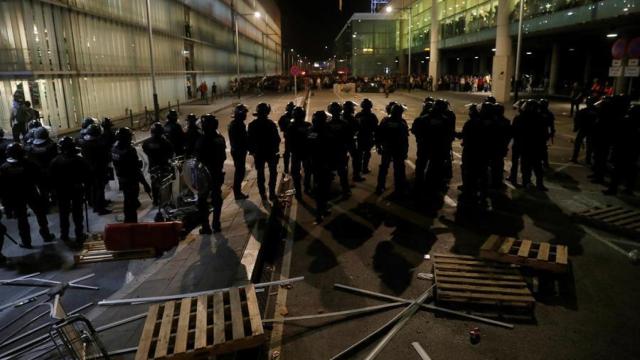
[275,0,371,60]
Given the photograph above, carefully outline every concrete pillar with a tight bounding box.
[548,43,559,95]
[491,0,514,103]
[428,0,440,81]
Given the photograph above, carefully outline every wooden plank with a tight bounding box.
[591,208,630,220]
[497,238,515,254]
[436,275,527,287]
[437,290,535,304]
[555,245,568,265]
[244,285,264,336]
[432,257,497,266]
[174,298,191,354]
[537,242,550,262]
[135,304,159,360]
[436,282,531,296]
[604,211,640,224]
[154,301,175,358]
[213,292,225,345]
[195,295,208,350]
[434,270,524,281]
[579,206,620,217]
[612,215,640,226]
[480,235,502,252]
[434,263,518,275]
[517,240,532,258]
[228,287,245,340]
[432,253,477,260]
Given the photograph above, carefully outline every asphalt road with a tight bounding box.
[277,88,640,360]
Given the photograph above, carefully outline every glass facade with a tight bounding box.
[0,0,281,132]
[336,15,400,77]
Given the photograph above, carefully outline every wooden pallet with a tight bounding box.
[433,254,535,310]
[74,240,156,264]
[479,235,569,273]
[135,285,265,360]
[574,205,640,238]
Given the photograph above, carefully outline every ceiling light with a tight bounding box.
[606,33,618,38]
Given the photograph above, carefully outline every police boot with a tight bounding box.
[40,230,55,243]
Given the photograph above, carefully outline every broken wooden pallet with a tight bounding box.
[135,285,265,360]
[74,240,155,265]
[432,254,535,310]
[479,235,569,273]
[574,205,640,238]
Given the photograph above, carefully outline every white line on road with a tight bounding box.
[581,225,630,257]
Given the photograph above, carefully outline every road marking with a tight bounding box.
[268,198,297,359]
[581,225,630,258]
[405,160,457,207]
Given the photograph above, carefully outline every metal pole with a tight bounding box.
[262,33,266,76]
[294,75,297,97]
[145,0,160,123]
[514,0,525,102]
[234,1,241,99]
[408,5,412,82]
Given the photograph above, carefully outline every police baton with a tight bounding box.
[2,230,19,246]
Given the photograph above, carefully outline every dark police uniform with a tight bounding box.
[164,111,186,156]
[79,125,111,214]
[195,115,226,233]
[50,137,90,243]
[375,105,409,195]
[112,129,151,223]
[278,103,295,174]
[228,106,249,199]
[285,107,312,197]
[308,111,332,222]
[355,102,379,174]
[248,104,281,200]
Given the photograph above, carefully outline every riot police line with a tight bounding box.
[1,94,638,264]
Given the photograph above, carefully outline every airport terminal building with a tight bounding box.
[0,0,282,132]
[336,0,639,102]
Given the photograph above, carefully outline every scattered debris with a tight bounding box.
[334,283,514,329]
[629,249,640,264]
[424,254,431,260]
[480,235,568,273]
[469,327,481,344]
[98,276,304,306]
[417,273,434,281]
[136,285,265,359]
[411,341,432,360]
[574,205,640,239]
[271,350,281,359]
[433,254,535,312]
[262,302,404,323]
[74,238,156,265]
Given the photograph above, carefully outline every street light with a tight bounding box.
[232,1,262,98]
[384,4,413,82]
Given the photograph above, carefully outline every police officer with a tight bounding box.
[79,123,112,215]
[101,117,117,149]
[355,98,379,175]
[412,99,455,195]
[0,143,54,248]
[508,102,525,185]
[343,101,363,182]
[195,114,226,233]
[459,102,490,206]
[0,210,7,264]
[143,123,175,205]
[27,127,58,207]
[308,111,332,223]
[184,113,201,158]
[278,102,295,174]
[539,99,555,169]
[519,100,548,191]
[603,103,638,195]
[78,117,98,142]
[164,109,185,156]
[112,127,151,223]
[248,103,280,201]
[228,105,249,200]
[376,104,409,195]
[286,106,312,198]
[420,97,435,116]
[50,137,90,243]
[570,96,597,164]
[22,119,42,147]
[327,102,351,198]
[488,103,512,189]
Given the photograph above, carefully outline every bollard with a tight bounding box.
[168,101,171,110]
[177,99,180,113]
[129,109,134,128]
